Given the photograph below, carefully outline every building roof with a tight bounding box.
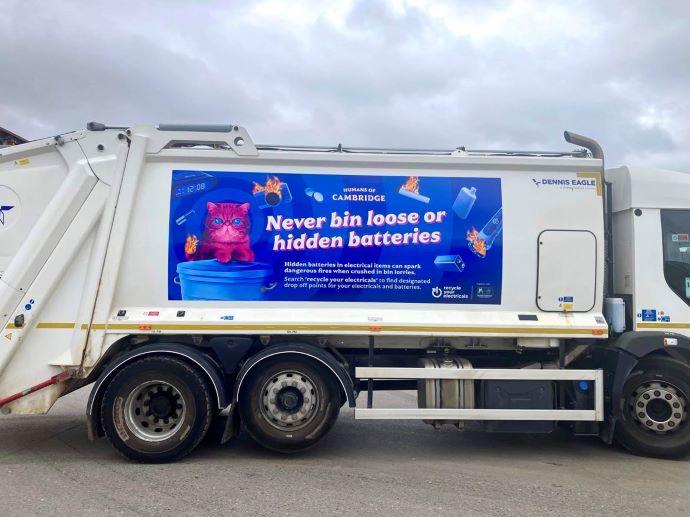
[0,127,27,144]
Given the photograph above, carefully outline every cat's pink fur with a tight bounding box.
[186,202,254,263]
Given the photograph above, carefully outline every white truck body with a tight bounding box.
[0,124,688,461]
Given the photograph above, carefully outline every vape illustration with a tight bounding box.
[175,209,195,226]
[467,207,503,258]
[452,186,477,219]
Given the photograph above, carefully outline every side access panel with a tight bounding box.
[537,230,597,312]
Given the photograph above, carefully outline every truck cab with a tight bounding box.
[610,166,690,335]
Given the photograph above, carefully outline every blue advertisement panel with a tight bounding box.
[168,170,503,304]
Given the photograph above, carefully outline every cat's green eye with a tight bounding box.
[232,218,241,225]
[213,217,222,224]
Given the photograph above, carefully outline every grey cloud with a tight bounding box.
[0,0,688,171]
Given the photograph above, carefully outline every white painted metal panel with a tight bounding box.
[355,367,599,380]
[608,165,690,212]
[355,367,604,422]
[537,230,596,312]
[0,125,610,414]
[355,408,596,421]
[106,126,606,339]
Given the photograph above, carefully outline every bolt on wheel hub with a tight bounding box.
[631,381,686,433]
[124,380,186,442]
[260,371,318,431]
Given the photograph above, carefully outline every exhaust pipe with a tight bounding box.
[563,131,603,160]
[564,130,613,298]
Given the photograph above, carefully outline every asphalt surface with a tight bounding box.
[0,388,687,516]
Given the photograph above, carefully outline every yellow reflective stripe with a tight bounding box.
[105,323,604,335]
[637,322,690,329]
[577,172,603,196]
[36,322,76,329]
[5,322,84,330]
[5,321,607,336]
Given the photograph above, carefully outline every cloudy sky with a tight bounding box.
[1,0,689,171]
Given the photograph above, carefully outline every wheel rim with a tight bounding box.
[124,380,187,442]
[259,371,318,431]
[629,381,687,433]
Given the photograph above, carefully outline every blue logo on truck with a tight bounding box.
[0,205,14,226]
[168,171,503,304]
[640,309,657,322]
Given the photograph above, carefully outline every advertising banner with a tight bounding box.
[168,170,502,304]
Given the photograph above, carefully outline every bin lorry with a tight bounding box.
[0,123,688,462]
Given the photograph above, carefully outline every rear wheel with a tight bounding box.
[615,357,690,459]
[239,356,341,452]
[100,356,214,462]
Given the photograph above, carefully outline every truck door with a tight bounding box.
[633,208,690,333]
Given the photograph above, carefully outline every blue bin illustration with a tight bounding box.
[176,259,274,300]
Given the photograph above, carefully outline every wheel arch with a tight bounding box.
[86,343,228,440]
[232,343,357,408]
[612,331,690,363]
[601,331,690,443]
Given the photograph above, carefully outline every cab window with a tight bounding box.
[661,210,690,305]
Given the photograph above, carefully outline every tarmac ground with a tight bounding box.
[0,388,687,516]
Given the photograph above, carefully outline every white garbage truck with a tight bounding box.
[0,123,688,462]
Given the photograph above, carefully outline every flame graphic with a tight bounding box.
[185,234,198,255]
[400,176,420,194]
[252,176,283,197]
[466,228,487,257]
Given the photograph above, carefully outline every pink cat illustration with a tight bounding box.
[185,202,254,263]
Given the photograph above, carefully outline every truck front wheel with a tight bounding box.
[615,357,690,459]
[239,356,341,452]
[100,356,214,462]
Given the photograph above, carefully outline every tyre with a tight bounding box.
[239,356,341,453]
[100,355,214,462]
[615,357,690,459]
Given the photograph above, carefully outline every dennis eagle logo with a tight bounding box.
[0,205,14,226]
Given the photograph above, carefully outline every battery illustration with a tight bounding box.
[305,187,324,202]
[434,254,466,272]
[252,177,293,208]
[398,176,430,204]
